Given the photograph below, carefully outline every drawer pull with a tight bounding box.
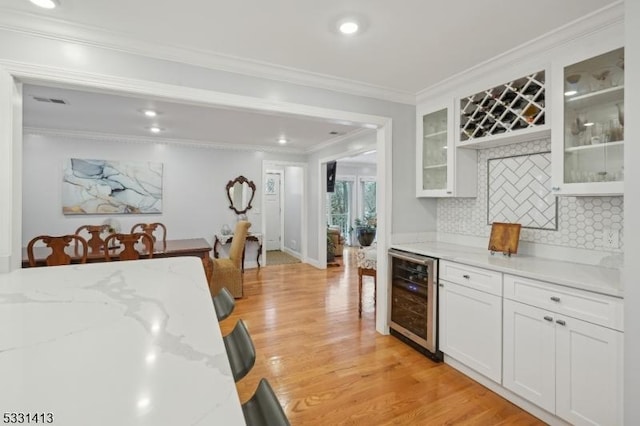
[462,274,470,279]
[556,319,566,326]
[439,283,444,287]
[550,296,561,302]
[543,316,553,322]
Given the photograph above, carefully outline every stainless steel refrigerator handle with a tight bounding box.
[388,250,433,266]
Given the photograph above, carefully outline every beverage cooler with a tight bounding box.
[388,249,442,361]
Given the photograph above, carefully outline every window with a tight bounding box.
[360,178,376,220]
[326,179,353,238]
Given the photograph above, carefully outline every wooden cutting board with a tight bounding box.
[488,222,522,255]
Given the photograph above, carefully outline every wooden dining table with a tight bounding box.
[22,238,214,283]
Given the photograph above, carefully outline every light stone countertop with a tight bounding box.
[390,241,622,298]
[0,257,245,426]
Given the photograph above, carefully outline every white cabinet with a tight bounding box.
[439,261,502,382]
[416,100,476,198]
[503,275,623,426]
[551,43,624,196]
[503,300,556,412]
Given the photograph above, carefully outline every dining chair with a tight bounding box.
[242,378,290,426]
[103,232,154,261]
[223,319,256,382]
[131,222,167,252]
[27,234,88,267]
[213,287,235,322]
[74,224,109,255]
[210,221,251,298]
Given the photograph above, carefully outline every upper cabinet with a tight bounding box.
[551,46,624,196]
[457,70,551,149]
[416,100,476,198]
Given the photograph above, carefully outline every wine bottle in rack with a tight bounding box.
[503,112,517,124]
[492,104,506,116]
[522,83,541,96]
[511,119,529,130]
[502,91,517,105]
[493,125,507,135]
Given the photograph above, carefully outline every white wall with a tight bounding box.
[22,132,304,253]
[283,166,303,255]
[625,1,640,423]
[0,27,428,271]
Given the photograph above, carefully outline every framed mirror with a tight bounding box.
[226,176,256,215]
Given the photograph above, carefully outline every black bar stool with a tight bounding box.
[213,287,235,321]
[223,319,256,382]
[242,378,290,426]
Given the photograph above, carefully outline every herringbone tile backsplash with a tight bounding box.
[438,139,624,252]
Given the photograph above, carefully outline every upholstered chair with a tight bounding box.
[210,221,251,298]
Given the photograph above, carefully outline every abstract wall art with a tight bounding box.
[62,158,163,214]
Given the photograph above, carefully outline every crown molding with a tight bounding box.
[0,9,415,105]
[416,1,624,103]
[23,126,312,155]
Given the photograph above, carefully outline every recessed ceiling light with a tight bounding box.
[149,126,163,134]
[278,137,288,145]
[564,90,577,96]
[339,21,359,35]
[29,0,59,9]
[143,109,157,117]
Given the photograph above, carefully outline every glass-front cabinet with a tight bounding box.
[552,46,624,196]
[416,101,476,198]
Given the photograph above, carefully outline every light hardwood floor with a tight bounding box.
[220,249,545,425]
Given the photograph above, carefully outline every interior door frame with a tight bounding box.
[0,61,392,335]
[264,168,285,254]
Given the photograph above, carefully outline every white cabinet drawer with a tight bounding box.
[504,274,624,331]
[439,261,502,296]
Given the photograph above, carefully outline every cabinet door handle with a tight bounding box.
[556,319,566,326]
[439,283,444,287]
[543,316,553,322]
[551,186,560,191]
[550,296,561,302]
[462,274,470,279]
[446,191,453,194]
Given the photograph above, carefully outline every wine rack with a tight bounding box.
[460,71,546,142]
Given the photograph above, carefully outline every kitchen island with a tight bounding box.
[0,257,245,426]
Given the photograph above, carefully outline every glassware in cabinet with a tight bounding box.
[552,47,624,196]
[421,108,448,192]
[416,101,476,198]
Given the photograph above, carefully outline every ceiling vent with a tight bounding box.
[32,96,68,105]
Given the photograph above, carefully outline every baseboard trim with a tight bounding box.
[282,247,302,259]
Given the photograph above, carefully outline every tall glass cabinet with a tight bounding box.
[552,46,624,196]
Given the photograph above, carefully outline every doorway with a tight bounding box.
[264,171,283,251]
[1,63,391,334]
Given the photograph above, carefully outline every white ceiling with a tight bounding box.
[22,84,368,153]
[1,0,616,97]
[8,0,616,159]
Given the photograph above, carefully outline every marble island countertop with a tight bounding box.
[391,241,622,298]
[0,257,245,426]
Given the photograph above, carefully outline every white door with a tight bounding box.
[439,281,502,383]
[555,316,623,426]
[264,172,282,251]
[503,300,556,413]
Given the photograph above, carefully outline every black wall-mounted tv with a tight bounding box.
[327,161,337,193]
